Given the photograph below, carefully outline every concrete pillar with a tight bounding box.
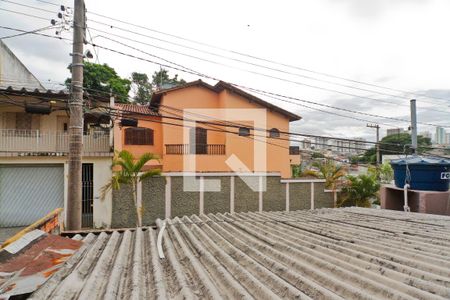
[165,176,171,219]
[285,182,290,212]
[137,179,142,212]
[199,176,204,215]
[258,176,263,212]
[230,175,235,214]
[310,182,315,210]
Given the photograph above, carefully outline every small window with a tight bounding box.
[125,127,154,145]
[239,127,250,137]
[269,128,280,138]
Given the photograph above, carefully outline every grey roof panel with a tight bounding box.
[30,208,450,299]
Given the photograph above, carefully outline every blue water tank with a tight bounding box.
[390,156,450,191]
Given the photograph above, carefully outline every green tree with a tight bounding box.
[101,150,160,227]
[152,68,186,89]
[131,72,152,104]
[311,152,325,159]
[362,133,431,163]
[66,62,131,103]
[368,162,394,184]
[306,160,347,189]
[339,174,380,207]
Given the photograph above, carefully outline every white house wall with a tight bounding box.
[0,156,113,228]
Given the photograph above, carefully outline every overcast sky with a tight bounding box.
[1,0,450,141]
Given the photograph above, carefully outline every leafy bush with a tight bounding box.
[339,174,380,207]
[306,160,347,189]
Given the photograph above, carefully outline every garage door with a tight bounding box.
[0,165,64,227]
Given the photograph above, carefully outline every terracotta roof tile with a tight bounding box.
[115,103,159,116]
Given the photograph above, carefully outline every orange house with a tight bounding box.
[114,80,301,178]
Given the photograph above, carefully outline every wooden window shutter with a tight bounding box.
[125,127,154,145]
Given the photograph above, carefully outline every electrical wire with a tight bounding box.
[0,22,448,129]
[0,25,71,42]
[0,25,56,40]
[0,0,56,13]
[87,24,449,113]
[0,7,52,21]
[0,76,443,154]
[1,88,441,160]
[85,40,450,128]
[11,1,450,105]
[83,8,450,103]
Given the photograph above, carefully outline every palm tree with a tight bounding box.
[101,150,160,227]
[340,174,380,207]
[306,160,347,190]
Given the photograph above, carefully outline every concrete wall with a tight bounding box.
[381,185,450,216]
[110,174,334,228]
[0,40,44,90]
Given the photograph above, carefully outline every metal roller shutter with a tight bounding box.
[0,165,64,227]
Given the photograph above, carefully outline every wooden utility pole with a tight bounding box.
[367,124,380,166]
[67,0,85,230]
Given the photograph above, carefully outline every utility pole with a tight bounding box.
[367,124,380,166]
[67,0,85,230]
[410,99,418,155]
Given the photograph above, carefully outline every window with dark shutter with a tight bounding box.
[269,128,280,138]
[239,127,250,136]
[124,127,154,145]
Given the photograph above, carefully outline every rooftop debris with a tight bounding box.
[0,230,82,299]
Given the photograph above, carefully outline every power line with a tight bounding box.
[35,0,67,7]
[87,99,404,149]
[0,0,56,13]
[0,87,441,155]
[13,1,450,104]
[101,106,385,156]
[84,8,450,103]
[0,25,55,40]
[85,40,450,128]
[0,7,51,21]
[0,22,448,128]
[0,73,444,152]
[0,25,71,41]
[87,24,449,112]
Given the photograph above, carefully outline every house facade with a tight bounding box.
[0,41,112,228]
[0,89,113,229]
[114,80,302,178]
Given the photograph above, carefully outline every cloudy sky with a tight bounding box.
[1,0,450,141]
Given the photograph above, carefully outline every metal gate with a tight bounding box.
[0,165,64,227]
[82,163,94,228]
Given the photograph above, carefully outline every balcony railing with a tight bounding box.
[0,129,111,153]
[165,144,226,155]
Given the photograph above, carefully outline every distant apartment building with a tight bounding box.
[446,133,450,145]
[309,137,366,155]
[386,128,405,136]
[300,138,312,149]
[436,127,446,145]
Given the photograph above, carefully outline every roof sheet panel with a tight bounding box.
[30,208,450,299]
